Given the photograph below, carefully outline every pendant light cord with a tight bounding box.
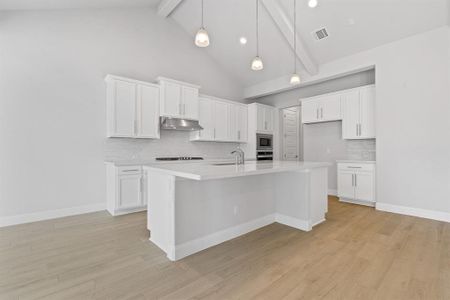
[293,0,297,73]
[201,0,204,28]
[256,0,259,56]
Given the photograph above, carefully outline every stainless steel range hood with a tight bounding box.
[160,117,203,131]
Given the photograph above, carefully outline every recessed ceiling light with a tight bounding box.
[239,37,247,45]
[308,0,318,8]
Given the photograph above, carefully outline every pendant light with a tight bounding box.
[195,0,210,47]
[290,0,301,85]
[251,0,263,71]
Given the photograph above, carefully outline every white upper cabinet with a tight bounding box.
[301,85,375,140]
[214,101,230,141]
[158,77,200,120]
[196,97,215,140]
[106,75,160,139]
[301,94,341,124]
[255,104,275,133]
[342,85,376,139]
[191,96,248,143]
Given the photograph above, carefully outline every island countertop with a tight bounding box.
[143,160,331,181]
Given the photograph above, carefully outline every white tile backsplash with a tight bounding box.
[104,130,240,161]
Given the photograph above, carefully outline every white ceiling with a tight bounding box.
[171,0,448,87]
[0,0,160,10]
[0,0,447,88]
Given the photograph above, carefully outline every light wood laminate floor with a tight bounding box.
[1,197,449,299]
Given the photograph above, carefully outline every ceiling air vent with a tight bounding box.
[312,28,329,40]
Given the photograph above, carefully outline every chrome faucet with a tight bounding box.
[231,146,245,165]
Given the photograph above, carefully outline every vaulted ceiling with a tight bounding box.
[0,0,448,92]
[169,0,448,88]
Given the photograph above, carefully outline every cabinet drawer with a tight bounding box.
[338,163,374,172]
[118,166,142,175]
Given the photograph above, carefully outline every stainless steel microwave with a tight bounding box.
[256,134,273,150]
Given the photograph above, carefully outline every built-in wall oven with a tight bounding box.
[256,134,273,161]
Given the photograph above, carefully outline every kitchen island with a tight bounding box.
[144,160,331,261]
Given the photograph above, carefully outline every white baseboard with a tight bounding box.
[172,214,275,261]
[328,189,338,196]
[275,213,311,231]
[340,198,375,207]
[376,202,450,223]
[0,203,106,227]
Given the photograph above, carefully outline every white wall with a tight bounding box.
[260,26,450,217]
[0,8,243,220]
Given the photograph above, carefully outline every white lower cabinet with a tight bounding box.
[337,162,376,206]
[106,164,147,216]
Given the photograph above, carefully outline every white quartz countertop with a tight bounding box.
[336,160,376,164]
[143,160,331,181]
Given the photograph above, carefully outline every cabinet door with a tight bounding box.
[264,107,274,132]
[160,82,181,117]
[359,86,376,139]
[214,101,230,141]
[256,105,266,131]
[118,174,142,209]
[337,171,355,199]
[197,97,214,140]
[301,100,318,123]
[112,80,136,137]
[228,104,238,142]
[320,95,341,121]
[182,86,199,120]
[355,172,375,202]
[342,90,360,139]
[136,84,160,139]
[237,105,248,142]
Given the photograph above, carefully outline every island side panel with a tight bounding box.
[274,167,328,231]
[147,171,176,259]
[172,174,277,260]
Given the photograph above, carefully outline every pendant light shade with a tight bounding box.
[290,73,301,84]
[251,0,263,71]
[251,56,264,71]
[195,28,210,47]
[195,0,210,47]
[290,0,300,85]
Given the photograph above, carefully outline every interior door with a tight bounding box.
[338,171,355,199]
[161,82,181,117]
[214,101,229,140]
[114,80,136,137]
[354,172,375,202]
[359,86,376,138]
[182,86,199,120]
[118,174,142,209]
[197,97,214,140]
[301,100,318,123]
[136,84,159,138]
[342,90,360,139]
[282,107,299,160]
[320,94,341,121]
